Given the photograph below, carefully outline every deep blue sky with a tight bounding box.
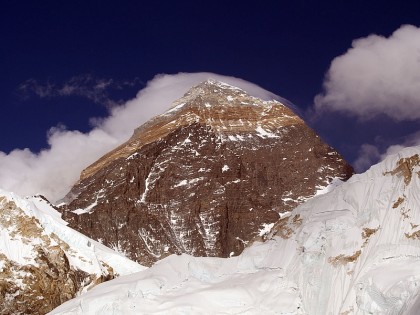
[2,0,420,167]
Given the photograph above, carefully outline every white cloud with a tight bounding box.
[0,72,280,202]
[315,24,420,121]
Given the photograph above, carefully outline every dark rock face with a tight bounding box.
[60,80,353,266]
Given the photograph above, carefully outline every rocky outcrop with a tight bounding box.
[0,197,86,314]
[60,80,353,266]
[0,191,143,315]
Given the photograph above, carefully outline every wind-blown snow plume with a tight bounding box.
[0,73,281,202]
[315,24,420,121]
[352,127,420,173]
[380,130,420,159]
[353,144,381,172]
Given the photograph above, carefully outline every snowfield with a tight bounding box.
[47,145,420,314]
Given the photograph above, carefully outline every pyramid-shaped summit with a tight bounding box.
[59,80,353,266]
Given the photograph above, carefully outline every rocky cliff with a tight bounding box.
[59,80,353,266]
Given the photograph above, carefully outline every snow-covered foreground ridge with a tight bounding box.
[50,146,420,315]
[0,189,144,313]
[0,190,144,274]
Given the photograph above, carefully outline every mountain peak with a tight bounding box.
[79,81,296,182]
[59,81,353,266]
[164,78,281,114]
[188,78,246,92]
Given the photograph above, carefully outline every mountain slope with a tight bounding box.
[0,190,144,314]
[59,79,353,266]
[51,146,420,314]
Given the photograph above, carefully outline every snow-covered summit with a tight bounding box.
[163,78,287,116]
[51,145,420,314]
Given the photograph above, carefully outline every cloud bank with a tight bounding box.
[315,24,420,121]
[0,72,280,202]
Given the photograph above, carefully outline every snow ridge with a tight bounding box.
[0,190,145,282]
